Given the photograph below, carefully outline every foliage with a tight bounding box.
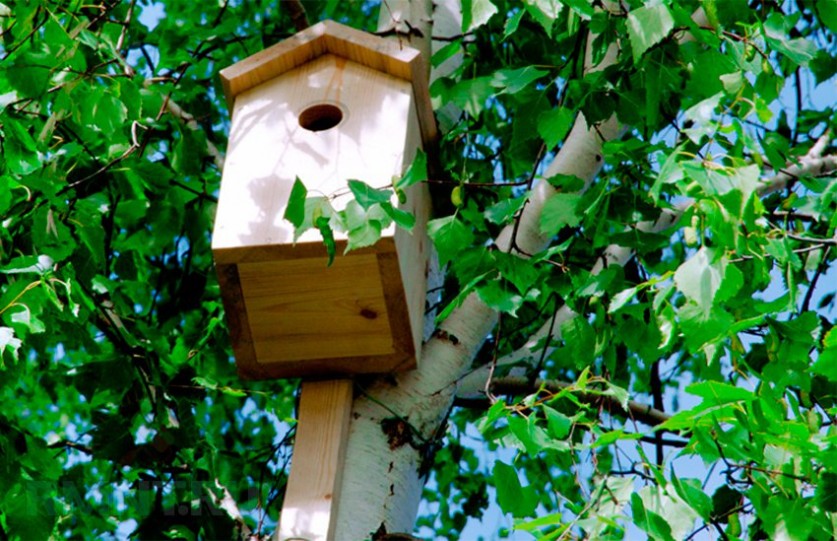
[1,0,836,540]
[419,1,837,539]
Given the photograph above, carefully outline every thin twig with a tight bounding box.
[115,0,136,77]
[785,232,837,246]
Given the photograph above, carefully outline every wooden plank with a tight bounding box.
[219,20,436,147]
[220,21,416,107]
[394,105,431,361]
[279,379,353,541]
[214,263,258,372]
[236,349,414,380]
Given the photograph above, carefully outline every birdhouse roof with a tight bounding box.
[220,20,437,146]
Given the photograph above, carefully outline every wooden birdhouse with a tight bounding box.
[212,21,436,381]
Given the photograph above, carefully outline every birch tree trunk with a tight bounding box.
[334,2,628,538]
[334,3,709,539]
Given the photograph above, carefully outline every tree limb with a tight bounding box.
[164,98,224,170]
[203,479,254,540]
[458,113,835,398]
[477,375,672,427]
[284,0,310,32]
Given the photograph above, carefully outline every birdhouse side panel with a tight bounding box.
[394,105,431,361]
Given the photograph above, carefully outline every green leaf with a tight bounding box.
[763,13,817,66]
[503,9,525,40]
[165,526,197,541]
[448,76,494,116]
[816,0,837,33]
[295,196,334,240]
[495,252,539,295]
[543,406,571,439]
[814,328,837,380]
[493,461,537,518]
[316,216,336,266]
[3,118,41,175]
[476,279,524,316]
[720,71,745,95]
[0,326,22,366]
[283,177,308,229]
[492,66,548,94]
[627,4,675,62]
[679,302,733,353]
[687,381,756,406]
[395,150,427,190]
[344,201,383,253]
[608,286,638,314]
[485,193,528,224]
[0,255,52,275]
[591,428,642,448]
[564,0,594,18]
[427,215,474,266]
[560,315,596,368]
[674,247,726,316]
[816,471,837,512]
[32,207,74,263]
[537,107,573,149]
[431,42,460,69]
[631,492,676,541]
[435,271,490,324]
[94,89,128,136]
[650,146,685,201]
[462,0,498,32]
[682,93,723,143]
[524,0,562,37]
[711,485,742,522]
[4,483,57,540]
[540,193,582,236]
[380,202,415,231]
[347,179,393,210]
[812,352,837,383]
[671,475,713,521]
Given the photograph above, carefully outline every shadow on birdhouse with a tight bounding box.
[212,20,436,381]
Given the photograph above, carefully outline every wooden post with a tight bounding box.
[279,379,353,541]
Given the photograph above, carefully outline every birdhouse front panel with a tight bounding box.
[213,54,415,249]
[212,22,433,380]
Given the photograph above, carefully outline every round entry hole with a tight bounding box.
[299,103,343,132]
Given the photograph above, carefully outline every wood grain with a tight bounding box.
[279,379,353,541]
[239,254,394,363]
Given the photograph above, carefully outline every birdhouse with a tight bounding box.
[212,20,436,381]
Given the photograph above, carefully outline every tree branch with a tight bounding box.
[164,98,225,170]
[458,125,836,398]
[284,0,310,32]
[203,479,254,540]
[485,376,671,427]
[785,231,837,246]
